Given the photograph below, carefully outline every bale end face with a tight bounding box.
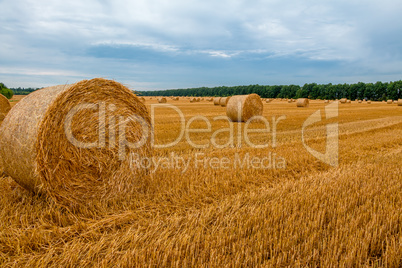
[226,94,263,122]
[296,98,309,107]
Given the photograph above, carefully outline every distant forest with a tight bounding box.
[9,87,41,95]
[138,80,402,101]
[3,80,402,101]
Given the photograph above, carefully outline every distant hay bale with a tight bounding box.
[346,100,351,103]
[0,78,151,207]
[0,94,11,120]
[140,97,146,102]
[197,97,201,102]
[287,99,292,103]
[398,99,402,106]
[387,100,393,104]
[189,97,196,103]
[220,97,231,107]
[213,97,221,105]
[265,99,271,103]
[358,100,362,103]
[226,94,263,122]
[324,100,329,103]
[367,100,371,104]
[340,98,347,104]
[157,97,167,103]
[296,98,309,107]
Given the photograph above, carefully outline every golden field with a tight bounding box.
[0,96,401,267]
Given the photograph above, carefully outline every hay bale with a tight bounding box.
[226,94,263,122]
[197,97,201,102]
[157,97,167,103]
[296,98,309,107]
[213,97,221,105]
[265,99,271,103]
[358,100,362,103]
[340,98,347,104]
[140,97,146,102]
[189,97,196,103]
[0,113,5,122]
[346,100,351,103]
[220,97,231,107]
[0,93,11,119]
[367,100,371,104]
[0,78,151,207]
[397,99,402,106]
[387,99,393,104]
[324,100,329,103]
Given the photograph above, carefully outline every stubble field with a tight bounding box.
[0,96,401,267]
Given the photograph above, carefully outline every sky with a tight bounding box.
[1,0,402,91]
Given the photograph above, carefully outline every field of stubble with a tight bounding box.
[1,96,401,267]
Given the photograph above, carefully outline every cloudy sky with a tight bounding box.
[1,0,401,90]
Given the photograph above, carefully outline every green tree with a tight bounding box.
[0,83,14,99]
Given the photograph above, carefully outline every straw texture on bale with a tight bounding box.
[296,98,309,107]
[0,93,11,122]
[340,98,347,103]
[226,94,263,122]
[157,97,167,103]
[213,98,221,105]
[220,97,231,107]
[0,78,151,206]
[398,99,402,106]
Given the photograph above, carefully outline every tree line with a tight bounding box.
[138,80,402,101]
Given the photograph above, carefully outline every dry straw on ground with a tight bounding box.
[296,98,309,107]
[213,97,221,105]
[0,78,152,207]
[220,97,231,107]
[226,94,263,122]
[157,97,167,103]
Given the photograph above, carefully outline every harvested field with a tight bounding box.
[0,96,401,266]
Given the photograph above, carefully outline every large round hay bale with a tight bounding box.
[157,97,167,103]
[340,98,347,104]
[220,97,231,107]
[189,97,196,103]
[397,99,402,106]
[296,98,309,107]
[213,97,221,105]
[387,99,393,104]
[0,78,151,207]
[226,94,263,122]
[0,93,11,119]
